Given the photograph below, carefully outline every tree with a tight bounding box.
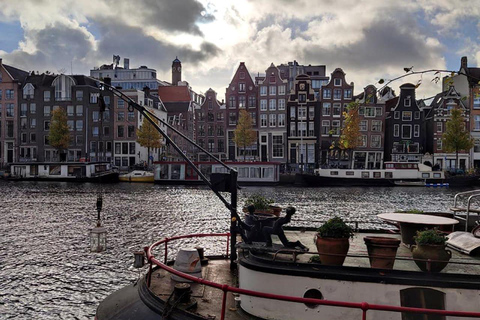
[336,102,361,168]
[137,116,163,167]
[442,107,474,172]
[48,107,71,161]
[233,109,257,161]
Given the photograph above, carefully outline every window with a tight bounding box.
[117,111,124,121]
[76,120,83,131]
[258,99,266,111]
[239,83,245,92]
[309,106,315,119]
[475,115,480,131]
[371,135,381,148]
[437,122,443,132]
[344,89,352,99]
[248,96,256,108]
[229,112,236,125]
[394,124,399,137]
[333,89,342,99]
[44,120,51,130]
[298,107,307,119]
[53,75,74,101]
[21,103,27,117]
[308,122,314,136]
[218,140,225,152]
[402,125,412,139]
[278,85,286,95]
[299,94,306,103]
[375,107,383,116]
[250,112,256,126]
[322,120,330,135]
[92,126,99,137]
[298,122,307,136]
[128,125,135,138]
[208,125,214,136]
[414,124,420,137]
[117,125,124,137]
[76,105,83,116]
[260,86,267,96]
[76,90,83,101]
[23,84,34,99]
[278,114,285,127]
[334,78,342,86]
[217,126,224,136]
[371,120,382,132]
[278,99,286,110]
[402,111,412,121]
[269,99,276,110]
[404,98,411,107]
[359,120,368,131]
[198,124,205,136]
[365,107,375,117]
[5,104,14,117]
[269,86,276,95]
[67,120,74,131]
[30,133,36,143]
[322,103,331,116]
[228,96,236,108]
[20,118,27,130]
[6,89,14,100]
[90,93,99,103]
[118,99,125,108]
[67,105,74,116]
[238,95,246,108]
[323,89,331,99]
[290,123,296,136]
[0,89,2,99]
[290,106,296,119]
[272,135,284,157]
[414,111,420,119]
[104,126,110,136]
[269,114,277,127]
[474,91,480,109]
[437,138,443,150]
[333,103,341,116]
[360,135,367,147]
[400,288,446,320]
[30,118,36,129]
[44,91,51,102]
[260,114,267,127]
[217,112,224,121]
[394,111,400,119]
[332,120,340,135]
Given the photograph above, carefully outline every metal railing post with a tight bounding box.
[220,285,228,320]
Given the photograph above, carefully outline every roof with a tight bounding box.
[158,86,191,102]
[163,101,191,113]
[467,67,480,86]
[3,64,28,82]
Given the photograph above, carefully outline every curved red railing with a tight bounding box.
[145,233,480,320]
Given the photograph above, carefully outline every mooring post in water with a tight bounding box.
[230,169,238,270]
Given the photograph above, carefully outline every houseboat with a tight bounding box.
[153,161,280,185]
[9,161,119,182]
[299,162,478,187]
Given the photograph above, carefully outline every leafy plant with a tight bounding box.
[316,217,354,239]
[396,209,424,214]
[244,194,274,210]
[308,255,321,263]
[414,229,446,245]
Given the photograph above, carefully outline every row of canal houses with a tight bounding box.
[195,57,480,172]
[1,56,479,172]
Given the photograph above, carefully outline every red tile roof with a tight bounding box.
[158,86,191,102]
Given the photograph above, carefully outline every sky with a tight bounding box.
[0,0,479,101]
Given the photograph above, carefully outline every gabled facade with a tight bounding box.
[353,85,386,169]
[195,88,226,161]
[255,63,288,163]
[385,83,425,162]
[286,74,318,172]
[277,61,329,99]
[225,62,258,160]
[319,68,354,167]
[0,59,28,165]
[426,85,470,171]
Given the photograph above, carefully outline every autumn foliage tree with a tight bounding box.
[233,109,257,161]
[442,107,474,172]
[48,107,71,161]
[137,116,163,167]
[337,102,361,168]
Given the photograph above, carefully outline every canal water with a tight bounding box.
[0,181,471,319]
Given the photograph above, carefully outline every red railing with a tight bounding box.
[145,233,480,320]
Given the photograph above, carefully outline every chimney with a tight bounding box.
[124,58,130,69]
[461,56,467,70]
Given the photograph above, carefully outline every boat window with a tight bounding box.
[433,173,441,178]
[250,167,260,178]
[330,171,339,176]
[346,171,354,176]
[239,167,249,178]
[422,173,430,178]
[373,172,381,178]
[303,289,323,309]
[362,171,370,178]
[400,287,445,320]
[385,172,393,178]
[159,164,169,179]
[262,168,273,179]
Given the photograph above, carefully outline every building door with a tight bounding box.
[7,143,14,163]
[261,145,267,162]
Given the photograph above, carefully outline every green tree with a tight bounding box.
[336,102,361,168]
[48,107,71,161]
[442,107,474,172]
[233,109,257,161]
[137,116,163,167]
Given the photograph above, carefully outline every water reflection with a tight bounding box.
[0,181,469,319]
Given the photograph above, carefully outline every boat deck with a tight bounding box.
[148,231,480,319]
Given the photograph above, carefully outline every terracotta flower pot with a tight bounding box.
[315,235,350,266]
[364,236,401,269]
[411,244,451,272]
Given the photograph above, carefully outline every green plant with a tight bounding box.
[244,194,274,210]
[308,255,321,263]
[395,209,424,214]
[414,229,446,245]
[316,217,354,239]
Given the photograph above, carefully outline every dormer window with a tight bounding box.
[23,83,35,99]
[334,78,342,86]
[405,98,411,107]
[52,75,75,101]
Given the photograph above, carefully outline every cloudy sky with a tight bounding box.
[0,0,479,100]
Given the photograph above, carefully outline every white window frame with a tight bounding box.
[401,125,412,139]
[394,124,399,137]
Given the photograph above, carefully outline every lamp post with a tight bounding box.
[90,195,107,252]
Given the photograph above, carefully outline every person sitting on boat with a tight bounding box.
[262,207,308,251]
[236,204,262,244]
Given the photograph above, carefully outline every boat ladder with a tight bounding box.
[450,190,480,231]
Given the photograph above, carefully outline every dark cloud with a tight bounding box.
[111,0,215,36]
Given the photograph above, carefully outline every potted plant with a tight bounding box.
[364,236,401,269]
[411,229,452,272]
[243,194,281,216]
[315,217,353,266]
